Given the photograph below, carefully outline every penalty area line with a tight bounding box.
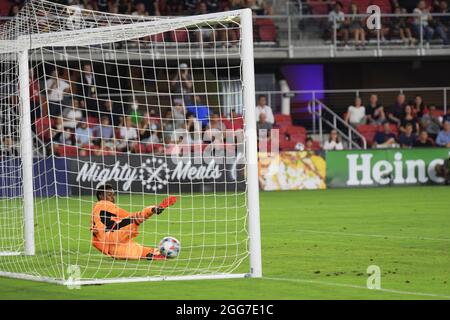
[264,276,450,299]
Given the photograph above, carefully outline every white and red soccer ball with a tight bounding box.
[159,236,181,258]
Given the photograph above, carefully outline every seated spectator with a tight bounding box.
[436,120,450,147]
[420,105,442,139]
[414,130,434,147]
[93,116,114,142]
[387,93,406,126]
[391,6,416,46]
[400,105,419,134]
[348,3,366,48]
[366,94,385,124]
[412,0,434,46]
[245,0,272,15]
[304,137,315,153]
[345,96,366,127]
[171,124,193,145]
[117,116,138,151]
[399,123,417,148]
[186,112,203,144]
[52,116,75,146]
[255,95,274,125]
[328,2,349,47]
[0,136,18,157]
[323,129,344,150]
[204,113,225,144]
[62,99,84,130]
[195,2,216,45]
[443,107,450,123]
[75,119,93,146]
[173,98,186,129]
[257,113,272,140]
[434,0,450,45]
[413,95,429,118]
[373,122,398,148]
[161,110,175,142]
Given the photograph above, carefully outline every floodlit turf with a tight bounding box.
[0,186,449,299]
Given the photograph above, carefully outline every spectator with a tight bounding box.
[400,104,419,134]
[161,109,175,142]
[434,0,450,45]
[93,116,114,142]
[304,137,315,152]
[373,122,398,148]
[257,113,272,139]
[255,95,274,125]
[164,0,185,15]
[186,112,203,144]
[328,2,349,47]
[412,0,434,46]
[195,2,216,45]
[245,0,272,15]
[173,98,186,129]
[52,116,75,146]
[323,129,344,150]
[436,120,450,147]
[413,94,428,117]
[399,123,417,147]
[204,113,225,143]
[366,94,386,124]
[387,93,406,126]
[138,118,160,144]
[46,69,71,116]
[118,0,132,14]
[117,116,138,151]
[172,124,193,145]
[345,96,366,127]
[78,63,98,115]
[391,6,416,46]
[75,119,93,146]
[185,0,200,14]
[443,107,450,123]
[348,3,366,48]
[413,130,434,147]
[62,99,84,130]
[100,99,121,125]
[420,104,441,139]
[0,136,18,157]
[171,63,194,106]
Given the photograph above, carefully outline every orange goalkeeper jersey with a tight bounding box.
[91,200,153,254]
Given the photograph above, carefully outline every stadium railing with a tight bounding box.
[4,12,450,59]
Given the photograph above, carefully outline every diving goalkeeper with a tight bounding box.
[91,184,177,260]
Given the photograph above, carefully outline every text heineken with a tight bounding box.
[326,148,450,188]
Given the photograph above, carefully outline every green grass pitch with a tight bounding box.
[0,186,449,299]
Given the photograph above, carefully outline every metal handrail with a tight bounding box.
[308,98,367,149]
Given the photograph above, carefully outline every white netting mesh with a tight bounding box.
[0,0,253,283]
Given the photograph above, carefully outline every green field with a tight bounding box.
[1,186,449,299]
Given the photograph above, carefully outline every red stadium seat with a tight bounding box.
[357,124,378,147]
[255,19,277,42]
[170,29,188,42]
[274,114,292,127]
[57,145,78,157]
[307,1,330,15]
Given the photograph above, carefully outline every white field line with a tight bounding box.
[264,276,450,299]
[289,229,450,242]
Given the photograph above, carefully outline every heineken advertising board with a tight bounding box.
[326,148,450,187]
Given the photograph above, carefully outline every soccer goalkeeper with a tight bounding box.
[91,184,177,260]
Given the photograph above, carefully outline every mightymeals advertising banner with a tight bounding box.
[66,153,246,195]
[326,148,450,188]
[258,151,326,190]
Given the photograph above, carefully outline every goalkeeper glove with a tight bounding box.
[152,196,177,215]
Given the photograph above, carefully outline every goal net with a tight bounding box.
[0,0,261,285]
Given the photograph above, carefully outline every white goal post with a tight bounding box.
[0,0,261,285]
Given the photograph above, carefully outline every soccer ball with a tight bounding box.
[159,236,181,258]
